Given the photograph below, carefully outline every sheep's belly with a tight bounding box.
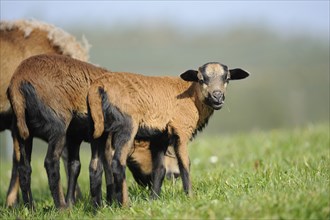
[139,112,170,132]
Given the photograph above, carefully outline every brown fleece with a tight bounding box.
[8,54,107,139]
[0,19,89,114]
[89,72,213,141]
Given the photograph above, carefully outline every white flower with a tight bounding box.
[209,156,218,164]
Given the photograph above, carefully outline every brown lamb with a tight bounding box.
[87,62,250,206]
[0,19,89,207]
[7,54,181,209]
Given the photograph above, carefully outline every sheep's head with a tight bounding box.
[180,62,249,110]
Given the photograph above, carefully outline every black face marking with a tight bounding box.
[221,64,228,72]
[198,64,212,85]
[201,73,210,85]
[198,62,229,85]
[222,71,229,82]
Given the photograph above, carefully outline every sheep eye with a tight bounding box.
[199,79,204,84]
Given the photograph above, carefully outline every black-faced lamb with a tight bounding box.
[87,62,249,206]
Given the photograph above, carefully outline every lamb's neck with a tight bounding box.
[177,81,214,124]
[191,83,214,132]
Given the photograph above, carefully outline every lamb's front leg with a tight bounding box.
[150,132,169,199]
[172,135,192,196]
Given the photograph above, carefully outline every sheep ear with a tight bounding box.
[229,68,250,80]
[180,70,199,82]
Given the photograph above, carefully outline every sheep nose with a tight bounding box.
[212,91,223,101]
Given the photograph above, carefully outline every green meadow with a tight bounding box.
[0,23,329,219]
[0,123,328,219]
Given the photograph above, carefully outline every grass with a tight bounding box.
[0,123,329,219]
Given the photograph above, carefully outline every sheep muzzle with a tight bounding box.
[206,91,225,110]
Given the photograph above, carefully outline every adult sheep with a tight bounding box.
[0,19,90,207]
[6,54,181,209]
[87,62,250,206]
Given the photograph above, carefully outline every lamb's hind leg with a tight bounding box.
[62,146,83,202]
[10,121,33,209]
[44,133,66,209]
[111,122,137,206]
[6,136,21,207]
[16,134,34,209]
[89,137,104,207]
[101,134,114,206]
[65,137,82,207]
[89,134,114,207]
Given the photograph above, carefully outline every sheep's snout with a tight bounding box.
[208,90,225,110]
[212,91,223,102]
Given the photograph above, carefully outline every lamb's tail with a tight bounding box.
[87,85,105,139]
[7,80,29,140]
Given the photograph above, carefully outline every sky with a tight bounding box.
[1,1,329,38]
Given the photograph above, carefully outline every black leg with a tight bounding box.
[44,134,66,208]
[178,161,190,195]
[89,138,104,207]
[65,137,82,207]
[61,146,83,201]
[6,137,21,207]
[111,158,126,205]
[172,135,191,196]
[111,126,135,206]
[150,133,169,199]
[17,134,34,209]
[101,134,114,205]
